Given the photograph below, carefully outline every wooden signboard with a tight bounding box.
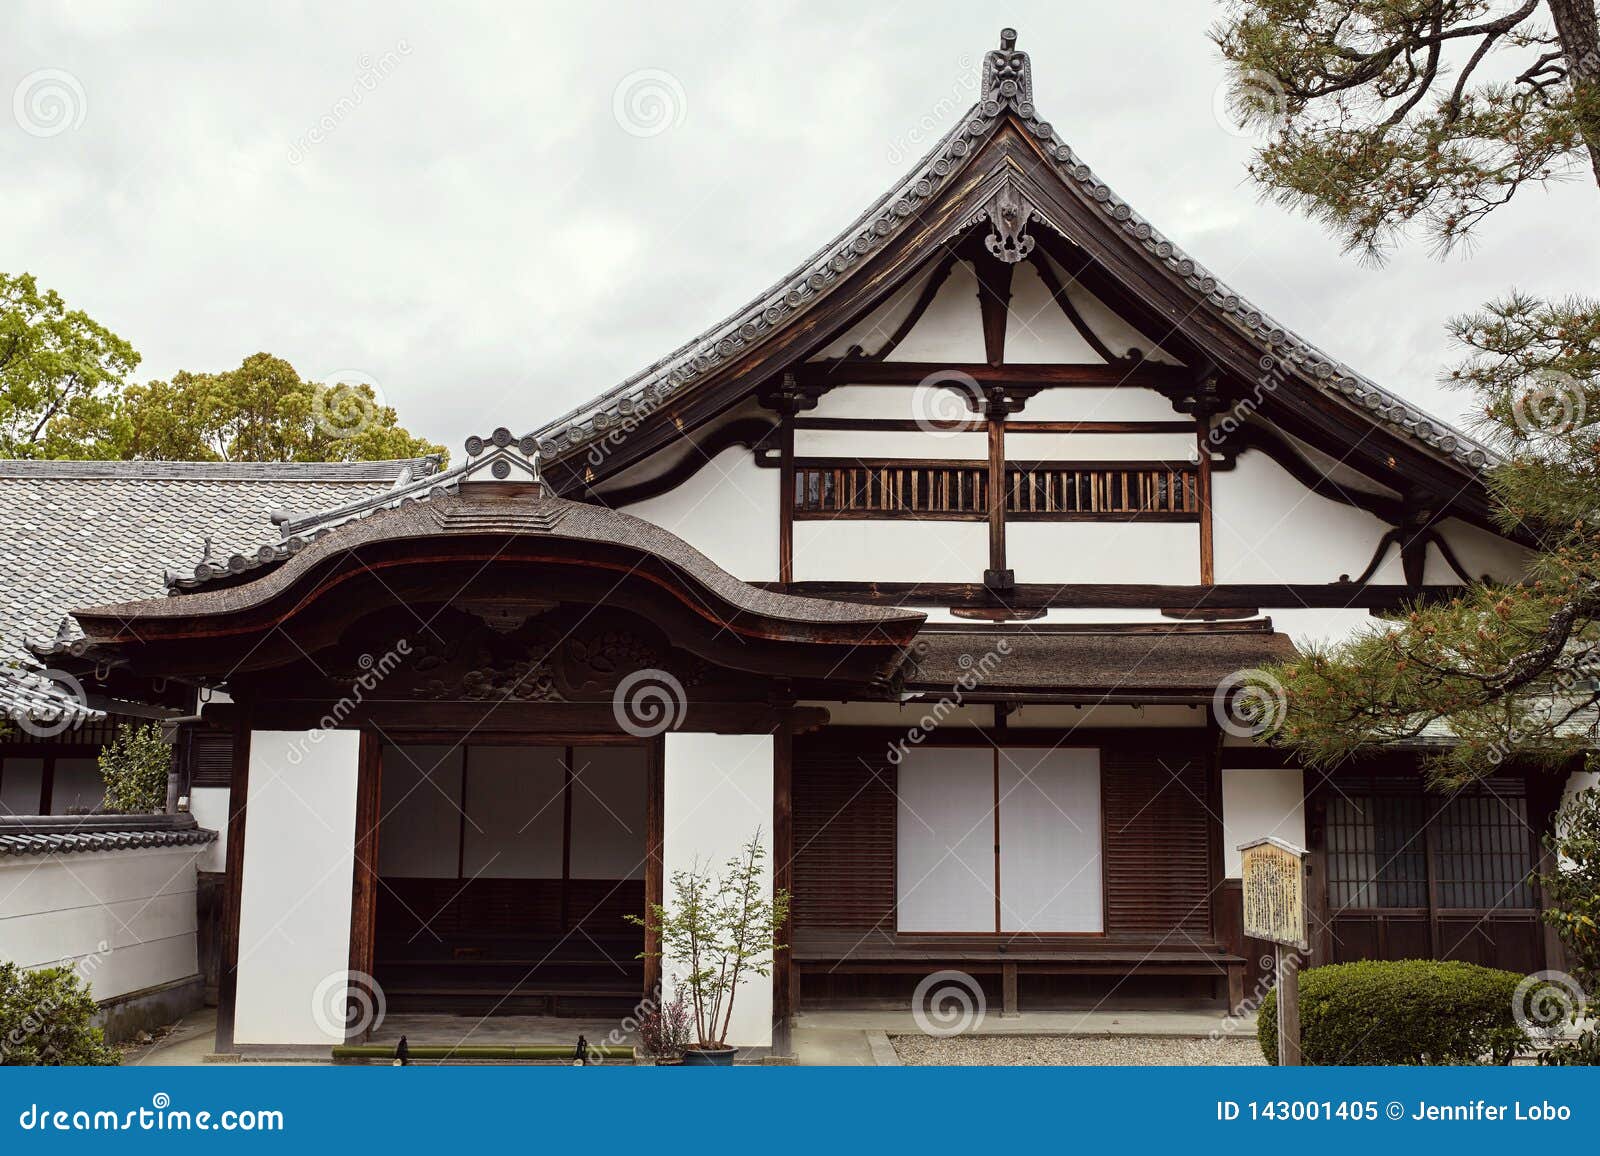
[1238,836,1308,1066]
[1239,836,1307,951]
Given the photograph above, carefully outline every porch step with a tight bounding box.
[332,1042,635,1065]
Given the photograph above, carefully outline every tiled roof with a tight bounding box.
[531,31,1494,476]
[905,622,1298,693]
[0,815,217,859]
[0,457,436,664]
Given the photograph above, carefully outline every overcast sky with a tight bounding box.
[4,1,1596,456]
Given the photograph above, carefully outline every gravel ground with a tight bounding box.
[890,1032,1266,1066]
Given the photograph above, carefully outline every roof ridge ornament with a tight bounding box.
[462,427,544,487]
[981,28,1033,117]
[983,182,1036,264]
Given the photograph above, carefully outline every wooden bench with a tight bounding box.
[792,929,1247,1013]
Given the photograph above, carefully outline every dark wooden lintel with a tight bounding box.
[759,580,1465,611]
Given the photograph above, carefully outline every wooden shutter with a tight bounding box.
[187,726,235,788]
[792,735,896,930]
[1102,737,1214,940]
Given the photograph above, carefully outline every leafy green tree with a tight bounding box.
[0,963,120,1066]
[1213,2,1600,784]
[98,722,173,815]
[1214,0,1600,258]
[0,272,139,458]
[52,352,445,463]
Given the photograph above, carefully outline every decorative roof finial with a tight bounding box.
[462,427,544,486]
[982,28,1033,117]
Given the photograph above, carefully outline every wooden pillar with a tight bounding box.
[213,716,252,1055]
[1001,962,1019,1018]
[771,718,795,1055]
[346,730,382,1043]
[778,413,795,588]
[1303,772,1333,966]
[642,738,665,1001]
[987,406,1008,584]
[1196,421,1215,585]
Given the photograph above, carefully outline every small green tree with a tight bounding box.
[1537,785,1600,1063]
[630,830,790,1049]
[98,722,172,814]
[0,963,120,1066]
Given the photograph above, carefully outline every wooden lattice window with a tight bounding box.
[792,459,1197,521]
[1326,786,1536,911]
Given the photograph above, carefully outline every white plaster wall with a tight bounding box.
[884,260,986,362]
[1220,768,1305,877]
[1008,521,1200,583]
[232,730,360,1047]
[1036,254,1183,365]
[793,429,987,460]
[1004,261,1105,364]
[793,519,986,582]
[1212,452,1404,584]
[622,447,777,582]
[808,385,931,421]
[0,846,202,1003]
[662,732,773,1049]
[1268,608,1387,651]
[1020,386,1183,422]
[188,786,229,873]
[1426,517,1533,585]
[815,264,942,359]
[1006,431,1195,462]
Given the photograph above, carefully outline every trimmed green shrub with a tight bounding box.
[99,722,172,814]
[1258,959,1530,1065]
[0,963,120,1066]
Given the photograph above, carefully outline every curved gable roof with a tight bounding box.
[530,30,1492,485]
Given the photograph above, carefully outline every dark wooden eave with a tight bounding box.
[64,487,926,687]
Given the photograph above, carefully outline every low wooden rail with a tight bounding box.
[793,459,1198,521]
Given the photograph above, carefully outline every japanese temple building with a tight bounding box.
[3,30,1581,1057]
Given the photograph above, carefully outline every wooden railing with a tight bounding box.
[792,460,1198,521]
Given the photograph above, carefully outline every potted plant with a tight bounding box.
[630,829,789,1066]
[637,989,692,1065]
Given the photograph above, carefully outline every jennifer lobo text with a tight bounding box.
[1217,1100,1573,1123]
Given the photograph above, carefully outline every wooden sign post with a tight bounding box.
[1238,836,1308,1066]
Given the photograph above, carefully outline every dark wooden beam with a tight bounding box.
[794,359,1190,389]
[346,730,381,1043]
[213,714,252,1055]
[771,720,794,1054]
[760,580,1467,611]
[643,739,664,1001]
